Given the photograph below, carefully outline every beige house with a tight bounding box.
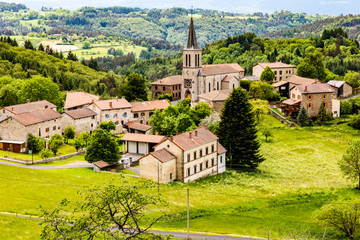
[139,127,226,183]
[327,81,353,98]
[0,100,57,122]
[198,89,231,113]
[253,62,296,82]
[130,100,170,125]
[88,98,132,134]
[272,75,319,98]
[151,75,183,100]
[62,108,97,134]
[282,84,334,119]
[0,108,62,152]
[64,91,99,111]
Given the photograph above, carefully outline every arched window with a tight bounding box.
[217,82,219,90]
[195,54,197,67]
[233,84,235,89]
[208,82,211,92]
[185,54,188,66]
[189,54,191,66]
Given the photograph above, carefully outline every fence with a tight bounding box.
[0,150,85,165]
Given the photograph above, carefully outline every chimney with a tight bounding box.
[170,135,173,141]
[189,132,192,139]
[176,131,178,135]
[195,130,198,137]
[304,86,307,92]
[27,99,30,104]
[91,99,94,103]
[109,102,113,108]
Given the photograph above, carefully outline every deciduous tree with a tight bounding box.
[63,126,75,144]
[339,140,360,189]
[260,66,275,82]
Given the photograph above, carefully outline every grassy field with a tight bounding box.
[1,115,359,239]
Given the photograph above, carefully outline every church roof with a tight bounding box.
[185,17,200,50]
[202,63,244,76]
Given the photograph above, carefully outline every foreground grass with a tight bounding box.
[0,214,42,240]
[1,115,359,239]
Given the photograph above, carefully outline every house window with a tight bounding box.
[206,161,209,168]
[274,71,277,75]
[121,120,124,125]
[211,158,215,166]
[280,70,282,75]
[114,114,118,118]
[149,112,153,116]
[280,77,282,81]
[123,112,127,117]
[205,147,208,155]
[275,77,277,81]
[308,95,312,100]
[140,120,143,124]
[46,128,49,132]
[187,168,191,176]
[220,156,223,164]
[133,113,139,118]
[292,93,295,99]
[167,145,170,148]
[141,112,145,116]
[308,103,312,108]
[92,116,95,119]
[200,163,203,171]
[194,165,197,174]
[91,124,93,127]
[163,86,165,91]
[2,110,4,113]
[200,149,203,157]
[105,114,109,118]
[115,121,119,125]
[323,94,326,100]
[193,151,197,159]
[187,154,190,162]
[170,173,173,180]
[281,86,286,90]
[53,126,56,130]
[297,95,300,100]
[211,145,214,153]
[155,86,158,90]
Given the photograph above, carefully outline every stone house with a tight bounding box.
[272,76,319,98]
[0,100,57,122]
[62,108,97,134]
[121,133,166,155]
[253,62,296,82]
[130,100,170,125]
[0,108,62,152]
[139,127,226,183]
[151,75,183,100]
[124,121,152,134]
[327,80,353,98]
[64,91,99,111]
[198,89,231,113]
[88,98,132,134]
[282,84,334,119]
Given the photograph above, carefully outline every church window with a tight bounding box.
[208,82,211,92]
[185,54,188,66]
[189,54,191,66]
[195,54,197,67]
[217,82,219,90]
[233,84,235,89]
[184,79,192,88]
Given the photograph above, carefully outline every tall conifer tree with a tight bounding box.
[217,87,264,168]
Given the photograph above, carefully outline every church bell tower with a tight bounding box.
[182,16,202,101]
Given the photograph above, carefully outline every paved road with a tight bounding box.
[0,160,93,169]
[153,230,263,240]
[342,93,360,101]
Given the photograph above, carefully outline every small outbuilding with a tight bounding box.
[327,80,352,98]
[121,133,166,155]
[93,160,110,172]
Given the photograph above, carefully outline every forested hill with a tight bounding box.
[262,14,360,40]
[0,4,329,47]
[0,37,123,108]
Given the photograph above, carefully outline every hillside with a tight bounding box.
[262,14,360,40]
[0,3,329,47]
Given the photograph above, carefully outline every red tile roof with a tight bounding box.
[125,122,152,132]
[256,62,296,69]
[122,133,166,143]
[217,142,227,154]
[171,127,218,150]
[131,100,170,112]
[282,99,301,106]
[93,98,132,110]
[64,108,97,119]
[297,84,334,94]
[64,92,99,110]
[221,75,234,82]
[3,100,56,114]
[93,160,110,168]
[202,63,244,76]
[198,90,231,102]
[151,75,183,86]
[150,148,176,163]
[13,108,62,126]
[272,76,318,87]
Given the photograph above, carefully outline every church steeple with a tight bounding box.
[186,17,200,50]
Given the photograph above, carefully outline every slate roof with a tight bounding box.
[202,63,244,76]
[64,92,99,109]
[93,98,132,110]
[13,108,62,126]
[151,75,183,86]
[150,148,177,163]
[327,80,346,88]
[171,127,218,151]
[297,84,334,94]
[131,100,170,112]
[122,133,166,143]
[64,108,97,119]
[256,62,296,69]
[198,90,231,102]
[3,100,56,114]
[125,122,152,132]
[272,76,318,87]
[217,142,227,154]
[185,17,200,50]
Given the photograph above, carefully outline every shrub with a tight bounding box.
[349,114,360,130]
[341,100,352,115]
[40,148,52,159]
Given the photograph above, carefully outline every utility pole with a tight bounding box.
[187,188,189,239]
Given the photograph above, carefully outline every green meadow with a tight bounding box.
[1,115,359,239]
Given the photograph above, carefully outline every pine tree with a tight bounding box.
[217,87,264,168]
[297,106,308,125]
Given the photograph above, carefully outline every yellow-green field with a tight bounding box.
[1,115,359,239]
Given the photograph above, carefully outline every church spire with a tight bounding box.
[186,16,200,49]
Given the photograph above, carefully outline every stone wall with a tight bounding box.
[268,108,297,127]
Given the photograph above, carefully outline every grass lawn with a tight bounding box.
[0,144,77,162]
[0,114,359,239]
[0,215,42,240]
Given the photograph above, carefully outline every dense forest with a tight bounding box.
[0,2,329,47]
